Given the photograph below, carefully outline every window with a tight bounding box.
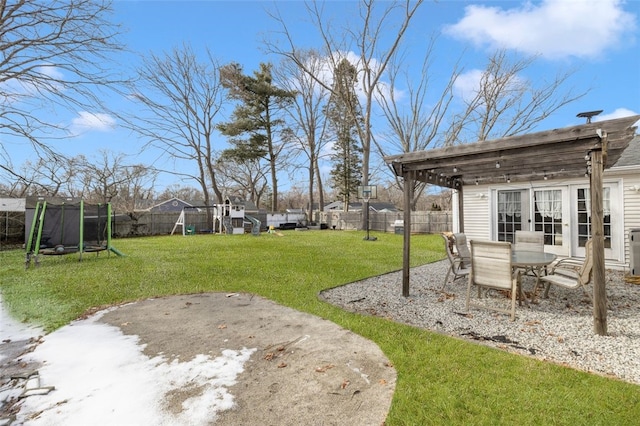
[497,191,521,243]
[534,190,563,245]
[577,188,611,248]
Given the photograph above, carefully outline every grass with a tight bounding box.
[2,230,640,424]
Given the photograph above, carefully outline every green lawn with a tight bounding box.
[2,231,639,424]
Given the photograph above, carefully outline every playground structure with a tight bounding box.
[171,197,261,236]
[25,198,123,268]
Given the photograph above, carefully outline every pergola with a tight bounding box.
[384,115,640,335]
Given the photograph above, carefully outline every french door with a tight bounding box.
[572,185,619,259]
[496,188,569,256]
[495,183,620,260]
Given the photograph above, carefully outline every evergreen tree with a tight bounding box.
[218,63,295,211]
[325,59,362,211]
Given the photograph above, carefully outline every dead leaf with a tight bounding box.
[379,379,387,385]
[277,362,287,368]
[264,353,274,361]
[217,324,227,329]
[315,364,335,373]
[341,379,350,389]
[277,345,285,352]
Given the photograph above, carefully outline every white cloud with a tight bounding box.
[594,107,638,121]
[453,69,484,101]
[70,111,117,136]
[453,68,527,102]
[445,0,636,59]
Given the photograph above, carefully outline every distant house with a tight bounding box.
[147,197,194,213]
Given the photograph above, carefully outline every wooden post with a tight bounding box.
[457,184,464,233]
[590,144,608,336]
[402,170,413,297]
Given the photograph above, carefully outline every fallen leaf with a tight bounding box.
[277,362,287,368]
[277,345,285,352]
[341,379,350,389]
[315,364,335,373]
[264,353,274,361]
[379,379,387,385]
[217,324,227,329]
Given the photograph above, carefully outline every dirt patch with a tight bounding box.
[98,293,396,425]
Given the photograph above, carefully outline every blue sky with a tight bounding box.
[5,0,640,192]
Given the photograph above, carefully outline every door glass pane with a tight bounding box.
[577,188,611,248]
[497,191,521,243]
[534,190,562,246]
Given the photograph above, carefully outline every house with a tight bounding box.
[146,197,194,213]
[385,115,640,280]
[456,133,640,270]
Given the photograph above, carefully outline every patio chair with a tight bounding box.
[514,230,544,252]
[453,233,472,268]
[514,230,545,276]
[441,233,470,290]
[540,239,593,299]
[466,240,520,321]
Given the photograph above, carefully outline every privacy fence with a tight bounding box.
[1,210,453,244]
[111,210,452,237]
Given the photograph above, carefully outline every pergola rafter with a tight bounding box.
[384,115,640,336]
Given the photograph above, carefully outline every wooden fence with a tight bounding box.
[317,211,452,234]
[1,210,453,244]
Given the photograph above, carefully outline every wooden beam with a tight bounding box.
[402,170,413,297]
[591,138,607,335]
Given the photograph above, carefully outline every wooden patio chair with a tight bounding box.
[540,239,593,299]
[466,240,520,321]
[441,233,470,291]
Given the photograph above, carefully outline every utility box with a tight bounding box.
[631,229,640,276]
[393,220,404,235]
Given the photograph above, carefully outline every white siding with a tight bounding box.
[459,168,640,269]
[620,172,640,270]
[461,186,491,242]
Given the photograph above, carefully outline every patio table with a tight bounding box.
[511,250,557,302]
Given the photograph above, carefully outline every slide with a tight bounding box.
[245,215,261,236]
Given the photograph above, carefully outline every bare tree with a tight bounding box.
[214,157,269,209]
[266,0,424,193]
[0,0,125,176]
[444,49,586,145]
[122,44,225,216]
[273,50,331,215]
[113,164,158,212]
[156,185,203,203]
[376,38,460,210]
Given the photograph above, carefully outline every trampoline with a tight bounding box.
[25,198,123,268]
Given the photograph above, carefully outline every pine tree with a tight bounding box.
[325,59,362,211]
[218,63,295,211]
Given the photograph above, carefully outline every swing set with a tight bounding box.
[25,198,124,268]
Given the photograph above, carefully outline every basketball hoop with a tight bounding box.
[357,185,377,202]
[357,185,378,241]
